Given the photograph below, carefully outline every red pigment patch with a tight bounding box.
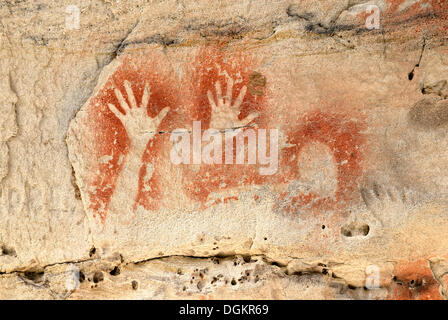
[355,0,448,33]
[386,0,446,25]
[179,45,366,211]
[386,0,446,17]
[189,45,268,128]
[181,131,270,206]
[180,45,270,206]
[383,1,446,29]
[277,111,366,215]
[388,259,443,300]
[82,46,367,221]
[85,55,182,222]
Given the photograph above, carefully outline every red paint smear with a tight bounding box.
[278,111,366,215]
[190,45,269,127]
[181,45,269,205]
[386,0,448,29]
[86,55,182,222]
[388,259,443,300]
[181,131,272,206]
[83,46,367,221]
[386,0,447,17]
[182,106,366,213]
[357,0,448,32]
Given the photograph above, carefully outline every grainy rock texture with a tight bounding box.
[0,0,448,299]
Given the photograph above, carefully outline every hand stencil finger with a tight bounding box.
[124,80,138,109]
[234,85,247,109]
[108,103,124,121]
[114,88,130,113]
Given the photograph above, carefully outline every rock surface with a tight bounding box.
[0,0,448,299]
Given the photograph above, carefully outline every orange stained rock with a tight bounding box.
[388,259,443,300]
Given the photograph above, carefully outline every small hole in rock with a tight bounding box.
[79,271,85,283]
[231,279,237,285]
[1,245,16,256]
[24,271,44,282]
[343,230,352,237]
[93,271,103,283]
[89,247,96,257]
[132,280,138,290]
[361,225,370,236]
[110,266,120,276]
[341,223,369,237]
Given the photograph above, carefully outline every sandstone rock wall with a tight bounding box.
[0,0,447,299]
